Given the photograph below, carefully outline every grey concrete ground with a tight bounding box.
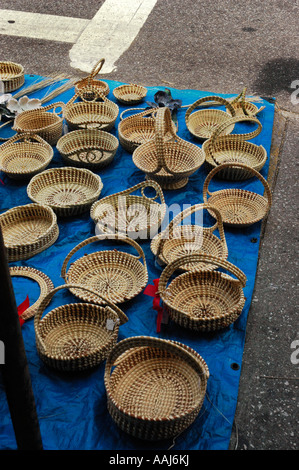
[0,0,298,450]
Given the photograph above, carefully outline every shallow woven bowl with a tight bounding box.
[113,84,147,105]
[27,167,103,217]
[104,336,209,440]
[64,98,119,132]
[75,79,110,99]
[186,109,235,140]
[0,61,25,92]
[0,203,59,261]
[56,129,119,170]
[228,101,259,117]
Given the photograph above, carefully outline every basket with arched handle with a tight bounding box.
[229,87,265,117]
[74,58,110,98]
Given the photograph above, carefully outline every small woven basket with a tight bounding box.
[61,233,148,305]
[185,95,236,140]
[113,83,147,105]
[13,102,64,146]
[151,203,228,271]
[229,87,265,117]
[27,166,103,217]
[0,203,59,261]
[0,61,25,92]
[203,162,272,227]
[104,335,209,441]
[34,284,128,372]
[64,85,119,132]
[90,180,166,240]
[158,253,246,332]
[0,133,53,180]
[56,128,119,170]
[133,107,205,190]
[74,58,110,98]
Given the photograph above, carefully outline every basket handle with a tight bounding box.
[116,180,165,203]
[202,162,272,211]
[41,101,65,115]
[89,58,105,80]
[66,86,108,106]
[119,107,155,121]
[211,115,262,145]
[0,132,49,148]
[153,107,180,176]
[230,87,266,116]
[185,95,236,123]
[61,234,147,282]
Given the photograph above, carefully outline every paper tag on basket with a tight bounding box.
[106,318,116,331]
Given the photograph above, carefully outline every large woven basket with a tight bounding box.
[0,61,25,92]
[64,86,119,132]
[90,180,166,240]
[0,133,53,180]
[151,203,228,271]
[0,203,59,261]
[113,83,147,105]
[158,253,246,332]
[34,284,128,372]
[104,335,209,441]
[74,58,110,99]
[185,95,236,140]
[61,234,148,305]
[203,162,272,227]
[13,102,64,146]
[27,166,103,217]
[56,128,119,170]
[133,107,205,190]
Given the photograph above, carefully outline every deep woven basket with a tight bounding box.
[27,166,103,217]
[0,203,59,261]
[74,58,110,98]
[113,83,147,105]
[56,128,119,170]
[61,234,148,305]
[158,253,246,332]
[0,61,25,92]
[0,133,53,180]
[104,335,209,441]
[133,107,205,190]
[90,180,166,240]
[203,162,272,227]
[34,284,128,372]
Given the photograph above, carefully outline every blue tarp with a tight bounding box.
[0,76,275,450]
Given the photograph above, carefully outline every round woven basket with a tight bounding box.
[151,203,228,271]
[158,253,246,332]
[90,180,166,240]
[0,61,25,92]
[113,83,147,105]
[0,203,59,261]
[61,234,148,305]
[27,166,103,217]
[74,58,110,98]
[228,87,265,117]
[0,133,53,180]
[104,335,209,441]
[133,107,205,190]
[185,95,236,140]
[64,85,119,132]
[56,128,119,170]
[203,162,272,227]
[34,284,128,372]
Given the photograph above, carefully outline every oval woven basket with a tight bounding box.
[34,284,128,372]
[0,133,53,180]
[64,85,119,132]
[0,61,25,92]
[104,335,209,441]
[61,234,148,305]
[151,203,228,271]
[133,107,205,190]
[113,83,147,105]
[203,162,272,227]
[56,128,119,170]
[185,95,236,140]
[0,203,59,261]
[74,58,110,98]
[13,102,64,145]
[228,87,265,117]
[158,253,246,332]
[27,166,103,217]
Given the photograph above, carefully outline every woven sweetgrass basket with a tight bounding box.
[0,133,53,180]
[150,203,228,271]
[34,284,128,372]
[113,83,147,105]
[27,166,103,217]
[0,203,59,261]
[158,253,247,332]
[90,180,166,240]
[133,107,205,190]
[74,58,110,99]
[0,61,25,92]
[228,87,265,117]
[56,128,119,170]
[203,162,272,227]
[104,335,209,441]
[61,234,148,305]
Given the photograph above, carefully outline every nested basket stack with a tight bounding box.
[0,61,25,92]
[74,58,110,98]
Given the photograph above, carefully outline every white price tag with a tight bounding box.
[106,319,115,331]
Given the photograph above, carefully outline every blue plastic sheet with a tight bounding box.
[0,76,275,450]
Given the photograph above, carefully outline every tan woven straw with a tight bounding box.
[0,61,25,92]
[229,87,265,117]
[74,58,110,98]
[104,335,209,440]
[113,83,147,105]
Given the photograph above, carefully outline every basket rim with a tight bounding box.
[56,128,119,155]
[0,140,54,175]
[0,60,24,79]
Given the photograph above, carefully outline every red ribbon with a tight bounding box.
[0,179,4,185]
[144,279,164,333]
[17,295,30,326]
